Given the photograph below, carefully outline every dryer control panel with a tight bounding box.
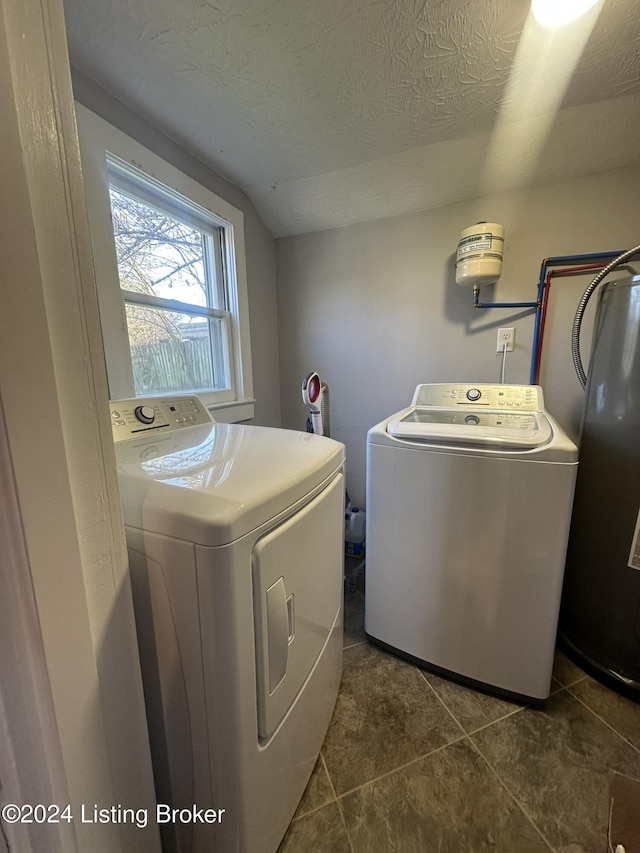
[109,395,212,443]
[411,384,543,411]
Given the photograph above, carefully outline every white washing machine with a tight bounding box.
[365,384,578,703]
[110,396,345,853]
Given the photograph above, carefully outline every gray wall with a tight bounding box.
[71,69,282,427]
[276,166,640,506]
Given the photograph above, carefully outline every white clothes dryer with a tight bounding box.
[365,384,578,703]
[110,396,345,853]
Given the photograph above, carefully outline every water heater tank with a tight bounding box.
[559,275,640,700]
[455,222,505,287]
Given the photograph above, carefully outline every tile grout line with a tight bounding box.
[415,665,529,736]
[297,646,595,846]
[566,684,640,758]
[338,618,598,849]
[553,675,588,692]
[292,683,638,849]
[332,731,470,801]
[313,648,470,831]
[466,737,556,852]
[288,753,356,853]
[329,655,521,802]
[463,703,528,737]
[414,665,467,735]
[413,661,556,850]
[342,637,367,650]
[320,751,357,853]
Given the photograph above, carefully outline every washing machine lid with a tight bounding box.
[387,407,552,448]
[386,383,553,448]
[115,421,345,546]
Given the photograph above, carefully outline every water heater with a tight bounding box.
[455,222,505,288]
[559,274,640,699]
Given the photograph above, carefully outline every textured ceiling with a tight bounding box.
[63,0,640,237]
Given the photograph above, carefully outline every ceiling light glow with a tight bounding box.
[531,0,601,27]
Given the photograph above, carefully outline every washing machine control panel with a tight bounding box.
[109,395,213,442]
[411,384,542,411]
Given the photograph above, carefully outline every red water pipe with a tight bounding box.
[534,263,607,383]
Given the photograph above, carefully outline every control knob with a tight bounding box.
[466,388,482,401]
[134,405,155,425]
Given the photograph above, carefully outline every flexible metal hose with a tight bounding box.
[571,244,640,388]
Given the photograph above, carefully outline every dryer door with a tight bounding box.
[253,472,344,740]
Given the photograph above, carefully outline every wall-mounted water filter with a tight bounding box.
[455,222,505,288]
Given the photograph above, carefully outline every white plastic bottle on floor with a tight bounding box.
[345,507,365,557]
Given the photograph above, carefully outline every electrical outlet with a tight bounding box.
[497,327,515,352]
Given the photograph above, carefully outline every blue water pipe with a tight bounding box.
[473,250,627,385]
[472,291,538,310]
[529,251,625,383]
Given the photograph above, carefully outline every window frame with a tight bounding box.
[107,159,235,402]
[76,104,254,420]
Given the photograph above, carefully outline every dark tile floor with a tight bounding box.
[278,560,640,853]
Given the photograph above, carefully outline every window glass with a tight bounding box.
[109,186,209,308]
[124,305,230,395]
[107,175,231,397]
[76,104,254,419]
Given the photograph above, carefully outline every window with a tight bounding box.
[107,160,231,398]
[76,105,254,419]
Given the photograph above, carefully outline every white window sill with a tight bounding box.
[208,399,256,423]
